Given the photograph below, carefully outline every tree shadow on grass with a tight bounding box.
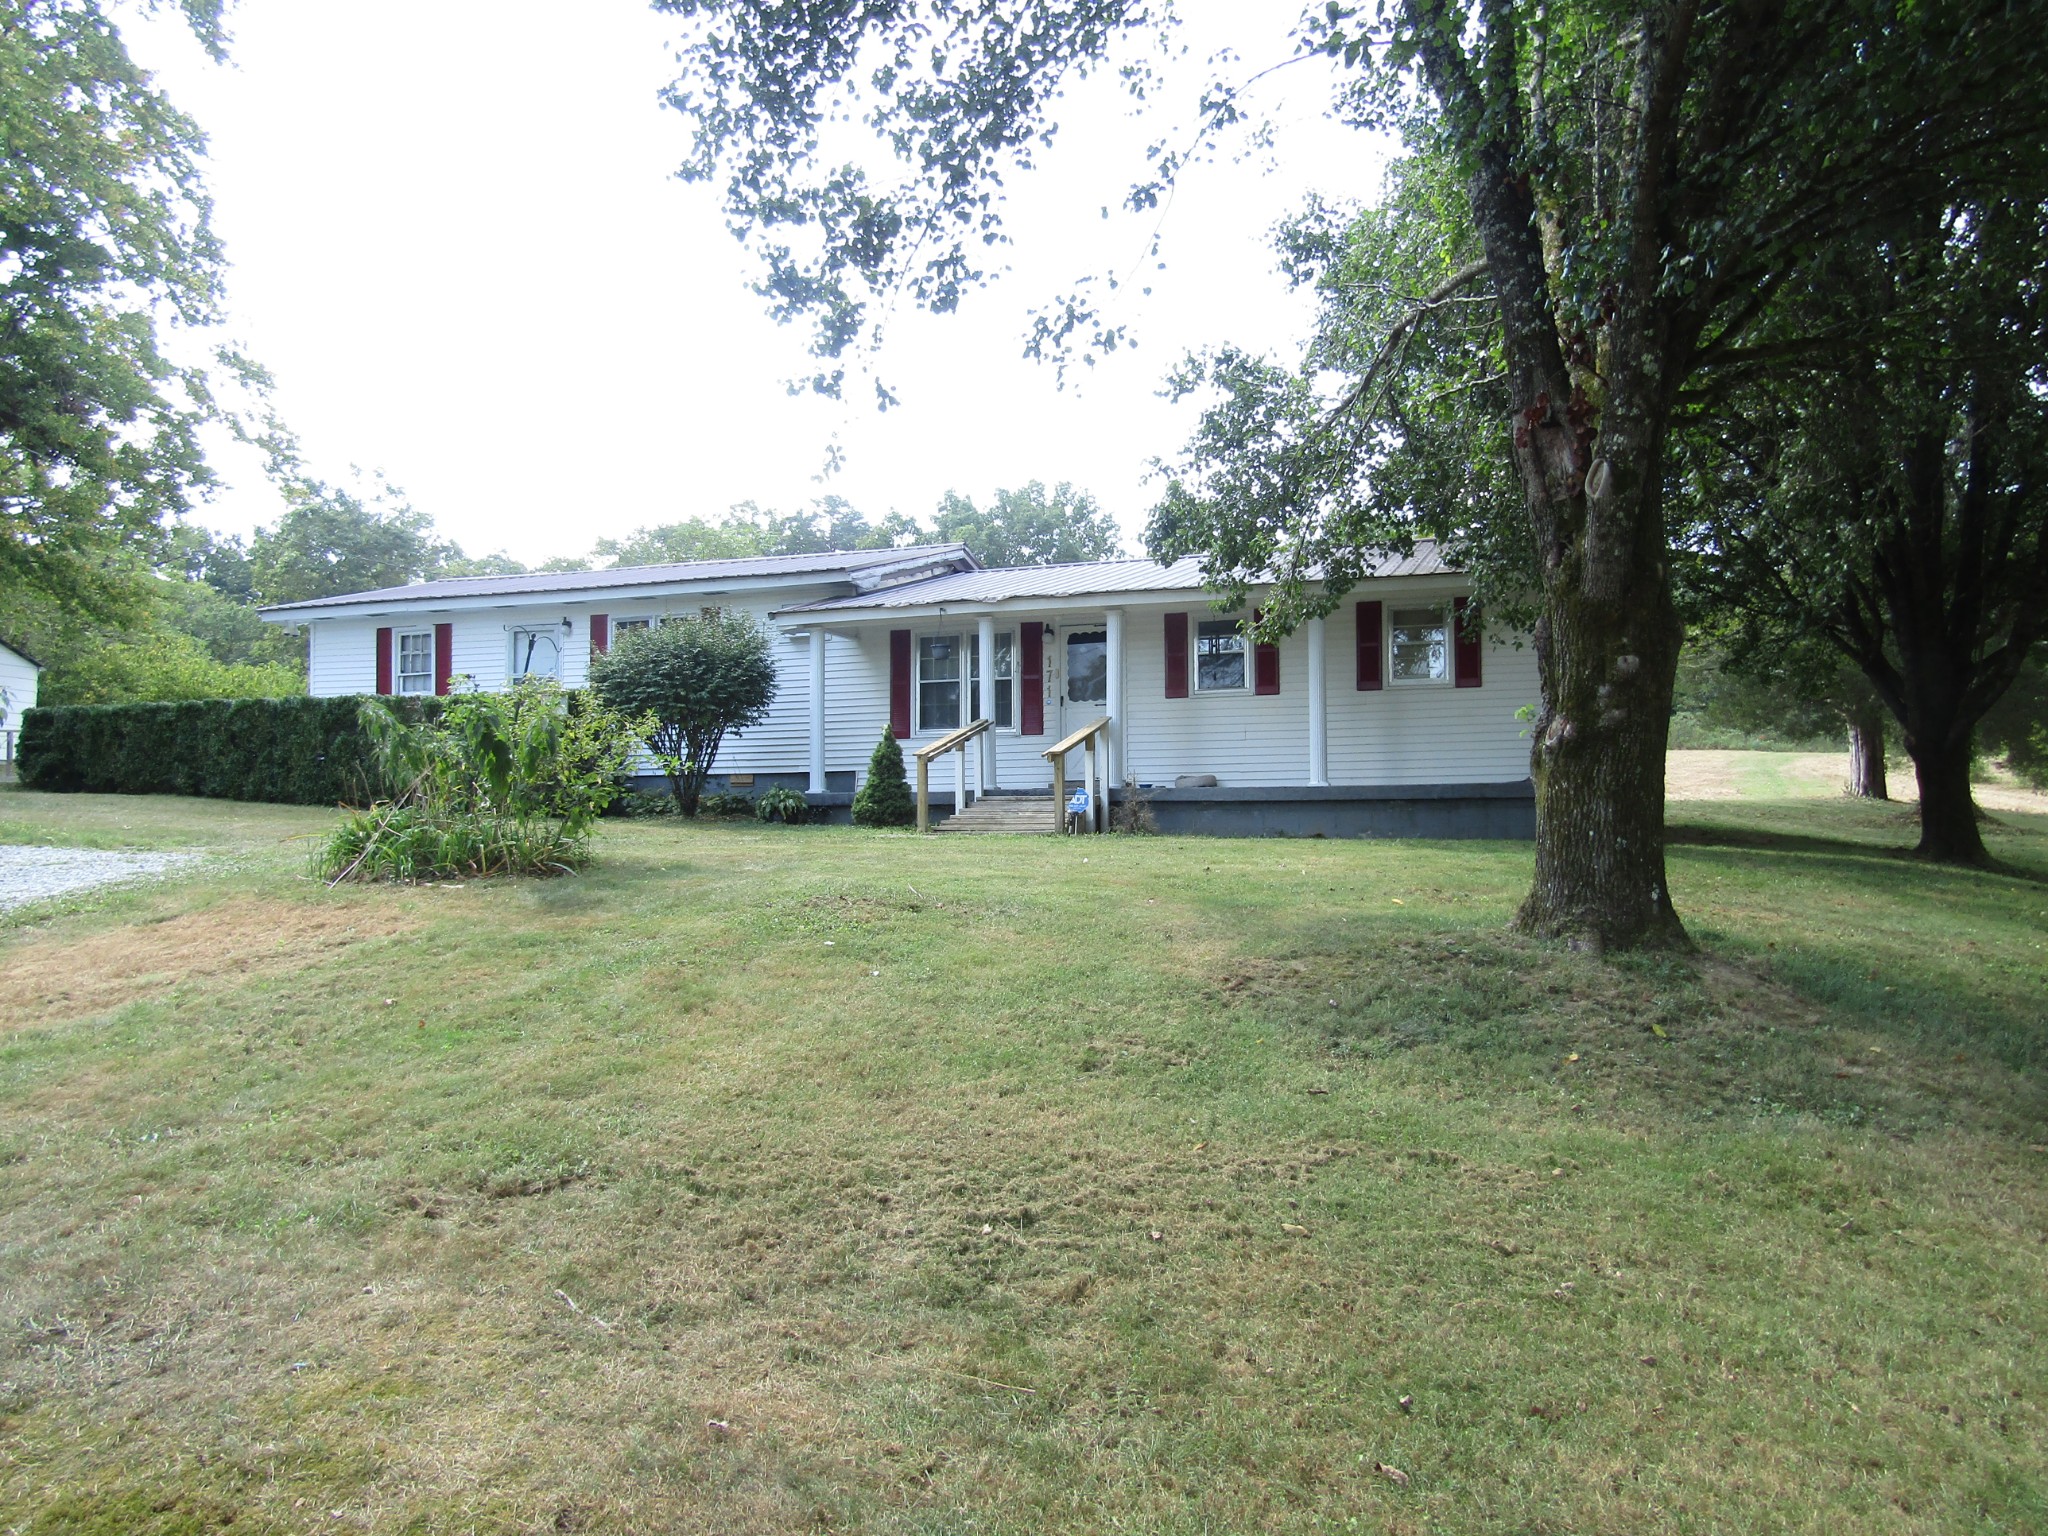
[1225,896,2046,1140]
[1669,820,2048,887]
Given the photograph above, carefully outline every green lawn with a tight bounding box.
[1,784,2044,1534]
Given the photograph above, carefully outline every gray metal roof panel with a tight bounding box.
[777,542,1452,614]
[257,544,977,615]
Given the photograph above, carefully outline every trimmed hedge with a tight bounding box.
[17,696,443,805]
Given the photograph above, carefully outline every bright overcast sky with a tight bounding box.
[126,2,1390,568]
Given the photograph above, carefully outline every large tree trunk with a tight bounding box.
[1514,389,1690,951]
[1846,703,1888,799]
[1908,737,1986,863]
[1410,0,1694,951]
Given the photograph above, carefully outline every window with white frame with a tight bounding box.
[396,629,434,695]
[1388,603,1451,684]
[1195,618,1248,692]
[987,631,1015,728]
[612,617,652,639]
[916,633,963,732]
[510,625,562,681]
[916,631,1015,732]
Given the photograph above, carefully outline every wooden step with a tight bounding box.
[936,797,1058,833]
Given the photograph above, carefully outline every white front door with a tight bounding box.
[1056,625,1108,741]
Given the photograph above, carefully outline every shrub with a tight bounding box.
[17,695,442,803]
[754,785,808,823]
[851,724,913,827]
[698,791,757,819]
[318,681,647,882]
[586,612,777,815]
[1111,775,1156,834]
[608,791,680,819]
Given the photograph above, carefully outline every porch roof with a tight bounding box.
[772,541,1453,618]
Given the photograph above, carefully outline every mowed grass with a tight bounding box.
[0,783,2044,1535]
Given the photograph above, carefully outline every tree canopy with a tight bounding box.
[650,0,2048,945]
[931,481,1122,568]
[0,0,245,615]
[1676,193,2048,861]
[586,610,778,815]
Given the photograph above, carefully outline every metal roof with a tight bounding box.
[257,544,977,615]
[777,542,1453,615]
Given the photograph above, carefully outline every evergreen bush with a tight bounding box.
[851,725,914,827]
[16,695,443,804]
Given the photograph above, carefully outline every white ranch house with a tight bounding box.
[0,637,43,765]
[260,544,1536,837]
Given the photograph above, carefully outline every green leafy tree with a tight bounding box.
[40,627,302,705]
[248,465,453,606]
[851,725,913,827]
[931,482,1122,567]
[1,0,236,615]
[592,497,921,567]
[586,611,778,815]
[656,0,2048,948]
[1977,656,2047,791]
[1678,198,2047,862]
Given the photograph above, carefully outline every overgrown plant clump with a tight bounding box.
[753,785,808,823]
[318,682,646,882]
[851,724,913,827]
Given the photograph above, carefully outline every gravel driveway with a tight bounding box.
[0,845,199,914]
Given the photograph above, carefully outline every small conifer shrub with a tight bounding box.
[851,724,914,827]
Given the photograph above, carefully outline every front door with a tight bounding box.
[1056,626,1108,741]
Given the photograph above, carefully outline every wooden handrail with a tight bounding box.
[913,717,992,762]
[1039,715,1110,761]
[1041,715,1112,835]
[914,718,992,832]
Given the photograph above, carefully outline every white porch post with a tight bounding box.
[977,613,997,790]
[1104,607,1124,795]
[1306,614,1329,787]
[807,628,827,795]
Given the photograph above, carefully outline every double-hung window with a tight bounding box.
[510,626,562,681]
[396,630,435,695]
[986,631,1015,728]
[612,617,652,639]
[916,634,963,732]
[916,631,1016,732]
[1388,604,1451,684]
[1194,619,1248,692]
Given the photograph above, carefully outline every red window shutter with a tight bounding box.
[1356,600,1384,691]
[375,627,393,695]
[1163,612,1189,698]
[1018,623,1045,735]
[433,623,454,696]
[1454,596,1483,687]
[889,628,913,739]
[1252,610,1280,696]
[590,613,609,655]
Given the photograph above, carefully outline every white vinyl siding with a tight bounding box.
[0,643,40,726]
[1120,592,1534,788]
[293,578,1533,791]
